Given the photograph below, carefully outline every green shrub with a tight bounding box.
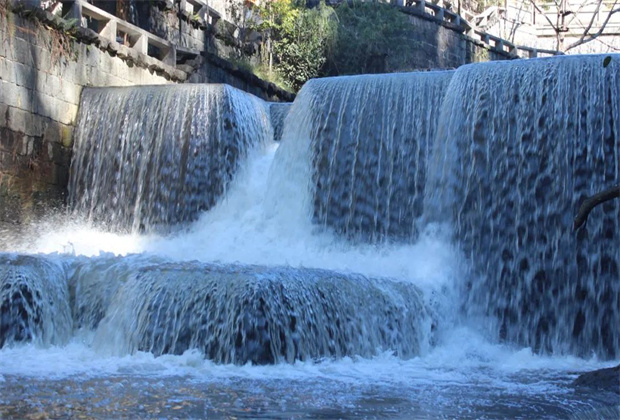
[326,1,417,76]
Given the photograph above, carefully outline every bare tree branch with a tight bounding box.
[574,184,620,230]
[529,0,560,30]
[565,0,619,51]
[564,0,599,28]
[590,33,620,50]
[569,0,606,45]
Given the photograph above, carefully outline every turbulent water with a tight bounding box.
[69,84,272,232]
[1,56,619,418]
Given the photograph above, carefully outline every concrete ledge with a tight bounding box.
[201,52,295,102]
[20,7,189,83]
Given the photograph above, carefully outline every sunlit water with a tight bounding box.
[2,58,620,418]
[2,142,617,418]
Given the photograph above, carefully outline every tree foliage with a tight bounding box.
[250,0,336,90]
[249,1,418,91]
[274,3,336,90]
[326,1,418,76]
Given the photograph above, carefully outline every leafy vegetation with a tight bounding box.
[249,0,335,91]
[326,1,417,76]
[247,1,417,91]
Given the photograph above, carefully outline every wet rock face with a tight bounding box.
[430,56,620,359]
[0,255,71,348]
[573,365,620,394]
[90,260,432,364]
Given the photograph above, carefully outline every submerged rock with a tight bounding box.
[573,365,620,394]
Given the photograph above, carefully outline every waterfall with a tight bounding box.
[0,254,71,348]
[0,254,433,364]
[428,55,620,358]
[68,84,272,232]
[83,257,431,364]
[1,56,619,367]
[272,72,453,242]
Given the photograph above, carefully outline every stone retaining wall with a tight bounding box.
[0,10,172,227]
[401,7,512,69]
[0,8,293,228]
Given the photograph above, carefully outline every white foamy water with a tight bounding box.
[14,142,460,292]
[2,60,619,418]
[2,142,613,406]
[0,326,613,384]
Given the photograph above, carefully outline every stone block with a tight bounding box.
[31,46,51,72]
[20,135,34,156]
[0,81,34,112]
[6,106,32,135]
[110,58,130,80]
[12,37,34,67]
[30,114,48,139]
[0,103,8,127]
[42,75,81,105]
[78,64,92,86]
[14,21,38,45]
[35,93,78,126]
[83,46,100,69]
[43,121,73,148]
[46,141,71,167]
[61,82,81,105]
[0,56,16,84]
[97,52,115,74]
[0,127,22,154]
[59,124,73,148]
[0,150,16,170]
[56,61,77,84]
[0,32,8,60]
[110,75,127,86]
[33,69,48,91]
[42,73,61,98]
[126,65,142,83]
[43,120,60,145]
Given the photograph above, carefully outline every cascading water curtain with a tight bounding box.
[69,84,272,232]
[275,72,453,242]
[428,55,619,359]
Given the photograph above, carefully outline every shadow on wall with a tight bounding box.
[0,14,72,230]
[323,2,469,77]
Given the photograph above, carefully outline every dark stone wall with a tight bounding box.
[0,11,172,230]
[401,8,512,70]
[188,53,295,102]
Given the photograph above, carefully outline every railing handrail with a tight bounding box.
[29,0,563,72]
[400,0,561,57]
